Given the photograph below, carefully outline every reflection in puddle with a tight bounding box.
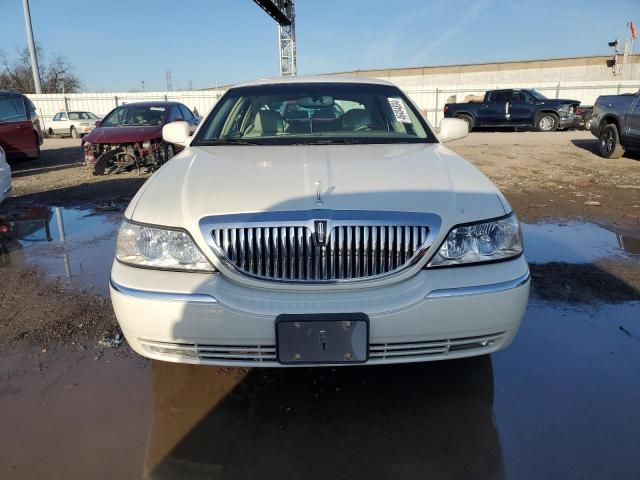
[522,221,640,263]
[0,205,120,295]
[145,357,502,480]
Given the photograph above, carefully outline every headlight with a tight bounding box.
[116,220,215,272]
[428,214,523,267]
[79,122,91,126]
[142,140,151,149]
[557,104,573,117]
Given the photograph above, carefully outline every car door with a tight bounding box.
[0,94,32,156]
[480,90,512,126]
[626,93,640,144]
[55,112,69,134]
[508,91,535,125]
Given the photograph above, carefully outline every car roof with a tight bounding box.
[0,90,24,96]
[115,101,181,108]
[232,75,395,89]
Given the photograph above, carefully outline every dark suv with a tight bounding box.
[0,91,43,159]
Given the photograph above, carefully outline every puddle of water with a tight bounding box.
[3,301,639,479]
[523,221,640,263]
[0,205,120,295]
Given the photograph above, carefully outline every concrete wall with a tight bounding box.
[328,55,640,126]
[27,55,640,131]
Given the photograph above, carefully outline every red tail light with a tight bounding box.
[444,105,448,114]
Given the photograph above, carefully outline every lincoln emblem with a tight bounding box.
[313,220,327,245]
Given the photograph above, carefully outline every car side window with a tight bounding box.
[179,105,194,122]
[25,98,37,119]
[0,95,28,123]
[169,105,183,121]
[60,112,68,121]
[488,91,511,104]
[510,92,527,104]
[53,113,61,121]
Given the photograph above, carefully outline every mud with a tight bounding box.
[1,301,639,479]
[2,132,640,479]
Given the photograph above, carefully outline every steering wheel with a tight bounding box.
[354,124,378,131]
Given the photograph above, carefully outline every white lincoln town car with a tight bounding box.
[110,76,529,367]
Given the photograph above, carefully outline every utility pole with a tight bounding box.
[21,0,42,93]
[188,79,193,91]
[252,0,296,76]
[166,69,173,91]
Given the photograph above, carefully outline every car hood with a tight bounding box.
[83,125,163,144]
[541,98,580,105]
[128,143,508,237]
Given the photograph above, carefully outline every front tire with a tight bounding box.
[536,112,559,132]
[70,127,78,139]
[598,123,625,159]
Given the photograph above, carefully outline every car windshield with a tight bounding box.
[528,89,548,101]
[194,83,436,145]
[69,111,99,120]
[101,105,166,127]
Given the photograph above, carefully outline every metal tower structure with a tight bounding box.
[252,0,296,76]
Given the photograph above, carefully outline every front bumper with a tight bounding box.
[559,114,582,129]
[110,256,530,367]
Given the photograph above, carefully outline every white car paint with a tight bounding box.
[0,147,11,204]
[48,111,100,138]
[110,77,529,367]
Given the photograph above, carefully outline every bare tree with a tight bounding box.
[0,45,81,93]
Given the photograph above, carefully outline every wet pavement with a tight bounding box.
[1,204,640,479]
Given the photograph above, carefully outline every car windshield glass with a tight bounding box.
[528,90,548,101]
[194,83,436,145]
[69,112,98,120]
[101,105,165,127]
[0,95,27,123]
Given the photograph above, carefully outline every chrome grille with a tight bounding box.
[211,224,430,282]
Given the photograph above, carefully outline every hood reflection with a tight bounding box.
[145,357,503,480]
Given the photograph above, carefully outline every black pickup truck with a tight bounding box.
[444,89,581,132]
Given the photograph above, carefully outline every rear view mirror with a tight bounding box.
[298,96,334,108]
[163,121,190,146]
[94,120,101,127]
[439,118,469,143]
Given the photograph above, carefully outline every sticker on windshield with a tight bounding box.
[388,97,411,123]
[150,107,165,111]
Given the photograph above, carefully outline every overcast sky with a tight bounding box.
[0,0,637,92]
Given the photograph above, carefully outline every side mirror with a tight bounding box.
[439,118,469,142]
[94,120,101,127]
[162,121,190,146]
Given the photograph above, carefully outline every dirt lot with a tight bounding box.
[2,132,640,352]
[2,132,640,479]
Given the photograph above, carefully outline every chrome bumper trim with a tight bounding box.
[427,271,530,299]
[109,278,218,303]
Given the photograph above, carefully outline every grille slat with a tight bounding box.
[212,222,430,282]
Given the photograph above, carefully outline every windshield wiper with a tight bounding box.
[296,139,366,145]
[202,139,262,146]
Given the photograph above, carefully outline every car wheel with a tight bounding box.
[457,114,474,132]
[536,113,559,132]
[584,119,592,131]
[70,127,78,139]
[598,123,625,159]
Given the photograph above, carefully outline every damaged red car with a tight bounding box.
[82,101,199,175]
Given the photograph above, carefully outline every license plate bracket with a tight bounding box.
[276,313,369,365]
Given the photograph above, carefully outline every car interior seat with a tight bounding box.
[248,110,285,136]
[342,109,372,130]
